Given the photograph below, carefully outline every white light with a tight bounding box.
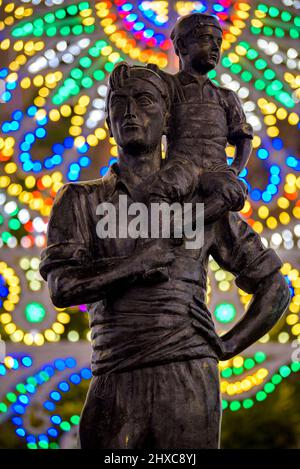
[7,237,17,248]
[78,38,91,49]
[257,39,268,49]
[62,53,74,64]
[97,85,107,97]
[248,115,261,130]
[261,237,268,247]
[294,224,300,237]
[49,58,59,68]
[287,48,298,59]
[244,101,255,112]
[221,73,231,84]
[4,201,17,215]
[69,45,81,56]
[272,54,283,65]
[0,193,6,205]
[287,59,297,69]
[18,209,30,224]
[282,229,292,241]
[93,98,105,109]
[271,233,282,245]
[33,217,45,233]
[44,49,56,60]
[238,87,249,99]
[56,41,67,52]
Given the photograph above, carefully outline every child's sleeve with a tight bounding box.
[224,89,254,145]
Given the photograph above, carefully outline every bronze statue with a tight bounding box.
[39,14,290,449]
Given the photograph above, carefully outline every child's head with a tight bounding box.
[171,13,223,73]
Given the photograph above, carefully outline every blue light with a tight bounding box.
[0,68,8,78]
[16,428,26,437]
[64,136,74,148]
[272,138,283,150]
[48,428,58,438]
[54,359,65,371]
[51,415,62,425]
[81,368,92,379]
[122,3,133,12]
[133,22,145,31]
[35,128,46,139]
[270,175,280,185]
[126,13,138,22]
[25,384,36,394]
[79,156,90,167]
[70,373,81,384]
[65,358,76,368]
[251,189,261,201]
[22,356,32,367]
[13,404,25,415]
[13,110,23,121]
[7,81,17,90]
[270,165,280,175]
[257,148,269,160]
[0,365,6,376]
[100,166,109,177]
[27,106,37,117]
[20,142,30,151]
[58,381,70,392]
[44,401,56,411]
[12,417,23,425]
[19,395,29,405]
[2,91,12,102]
[52,154,62,165]
[77,143,89,153]
[262,192,272,202]
[23,161,34,172]
[25,133,35,144]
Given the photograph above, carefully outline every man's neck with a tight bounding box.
[118,145,162,187]
[180,63,208,80]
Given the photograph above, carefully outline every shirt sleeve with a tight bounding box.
[39,183,92,281]
[209,212,283,294]
[223,89,254,145]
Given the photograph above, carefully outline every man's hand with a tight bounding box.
[189,295,235,361]
[134,238,176,283]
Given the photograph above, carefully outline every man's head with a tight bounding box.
[106,63,169,155]
[171,13,223,73]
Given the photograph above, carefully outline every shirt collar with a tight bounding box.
[176,70,218,89]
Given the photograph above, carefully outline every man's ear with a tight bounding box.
[177,37,188,55]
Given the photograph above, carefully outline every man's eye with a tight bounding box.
[137,96,153,105]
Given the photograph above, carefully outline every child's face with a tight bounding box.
[182,26,222,73]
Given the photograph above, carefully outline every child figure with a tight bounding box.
[145,13,253,221]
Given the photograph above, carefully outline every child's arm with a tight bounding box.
[230,138,252,176]
[224,89,253,175]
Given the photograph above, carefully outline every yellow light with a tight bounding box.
[288,112,299,126]
[78,95,90,107]
[287,314,298,326]
[258,205,269,219]
[87,134,99,146]
[292,324,300,336]
[60,105,72,117]
[20,77,31,89]
[252,221,263,234]
[57,313,70,324]
[4,162,17,174]
[267,126,279,137]
[279,212,290,225]
[24,333,34,346]
[252,135,261,148]
[264,115,276,126]
[49,109,60,122]
[278,197,289,209]
[25,175,36,189]
[95,128,107,140]
[52,322,64,334]
[276,108,288,120]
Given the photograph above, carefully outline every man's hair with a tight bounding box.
[105,62,169,125]
[170,13,223,56]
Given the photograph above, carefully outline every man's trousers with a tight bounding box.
[79,357,221,449]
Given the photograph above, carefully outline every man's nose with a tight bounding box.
[124,97,137,118]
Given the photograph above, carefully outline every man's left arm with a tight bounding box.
[191,212,290,360]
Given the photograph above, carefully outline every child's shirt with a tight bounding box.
[159,69,253,172]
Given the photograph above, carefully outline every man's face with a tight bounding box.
[108,79,165,154]
[183,26,222,73]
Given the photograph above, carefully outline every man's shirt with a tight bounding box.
[40,163,282,375]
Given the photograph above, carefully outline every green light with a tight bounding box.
[89,47,100,58]
[72,25,83,35]
[294,17,300,27]
[246,48,258,60]
[264,69,276,80]
[55,9,67,19]
[24,302,46,323]
[255,80,266,91]
[244,358,255,370]
[0,215,3,224]
[241,70,252,82]
[33,18,44,28]
[2,232,12,243]
[81,77,93,89]
[243,399,253,409]
[233,367,243,375]
[96,40,108,49]
[254,351,266,363]
[80,57,92,68]
[222,400,228,410]
[230,401,241,411]
[93,70,105,81]
[46,27,57,37]
[70,415,80,425]
[24,23,34,35]
[8,219,21,230]
[263,26,273,36]
[255,59,267,70]
[281,11,291,22]
[264,383,275,393]
[231,63,242,74]
[291,362,300,372]
[60,26,71,36]
[258,4,268,13]
[214,303,236,324]
[0,403,7,413]
[39,441,48,449]
[7,393,17,403]
[250,26,261,35]
[239,41,250,50]
[208,70,217,79]
[84,25,95,34]
[275,28,284,38]
[27,443,37,450]
[290,29,299,39]
[49,443,60,449]
[60,421,71,431]
[256,391,267,401]
[221,368,232,378]
[105,62,115,73]
[271,374,282,385]
[16,384,26,393]
[279,365,291,378]
[71,68,83,80]
[222,57,232,68]
[27,377,37,385]
[44,13,55,24]
[67,5,78,15]
[79,1,90,10]
[269,6,279,17]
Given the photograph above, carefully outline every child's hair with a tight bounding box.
[170,13,223,56]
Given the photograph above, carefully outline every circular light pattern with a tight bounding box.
[24,302,46,323]
[214,303,237,324]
